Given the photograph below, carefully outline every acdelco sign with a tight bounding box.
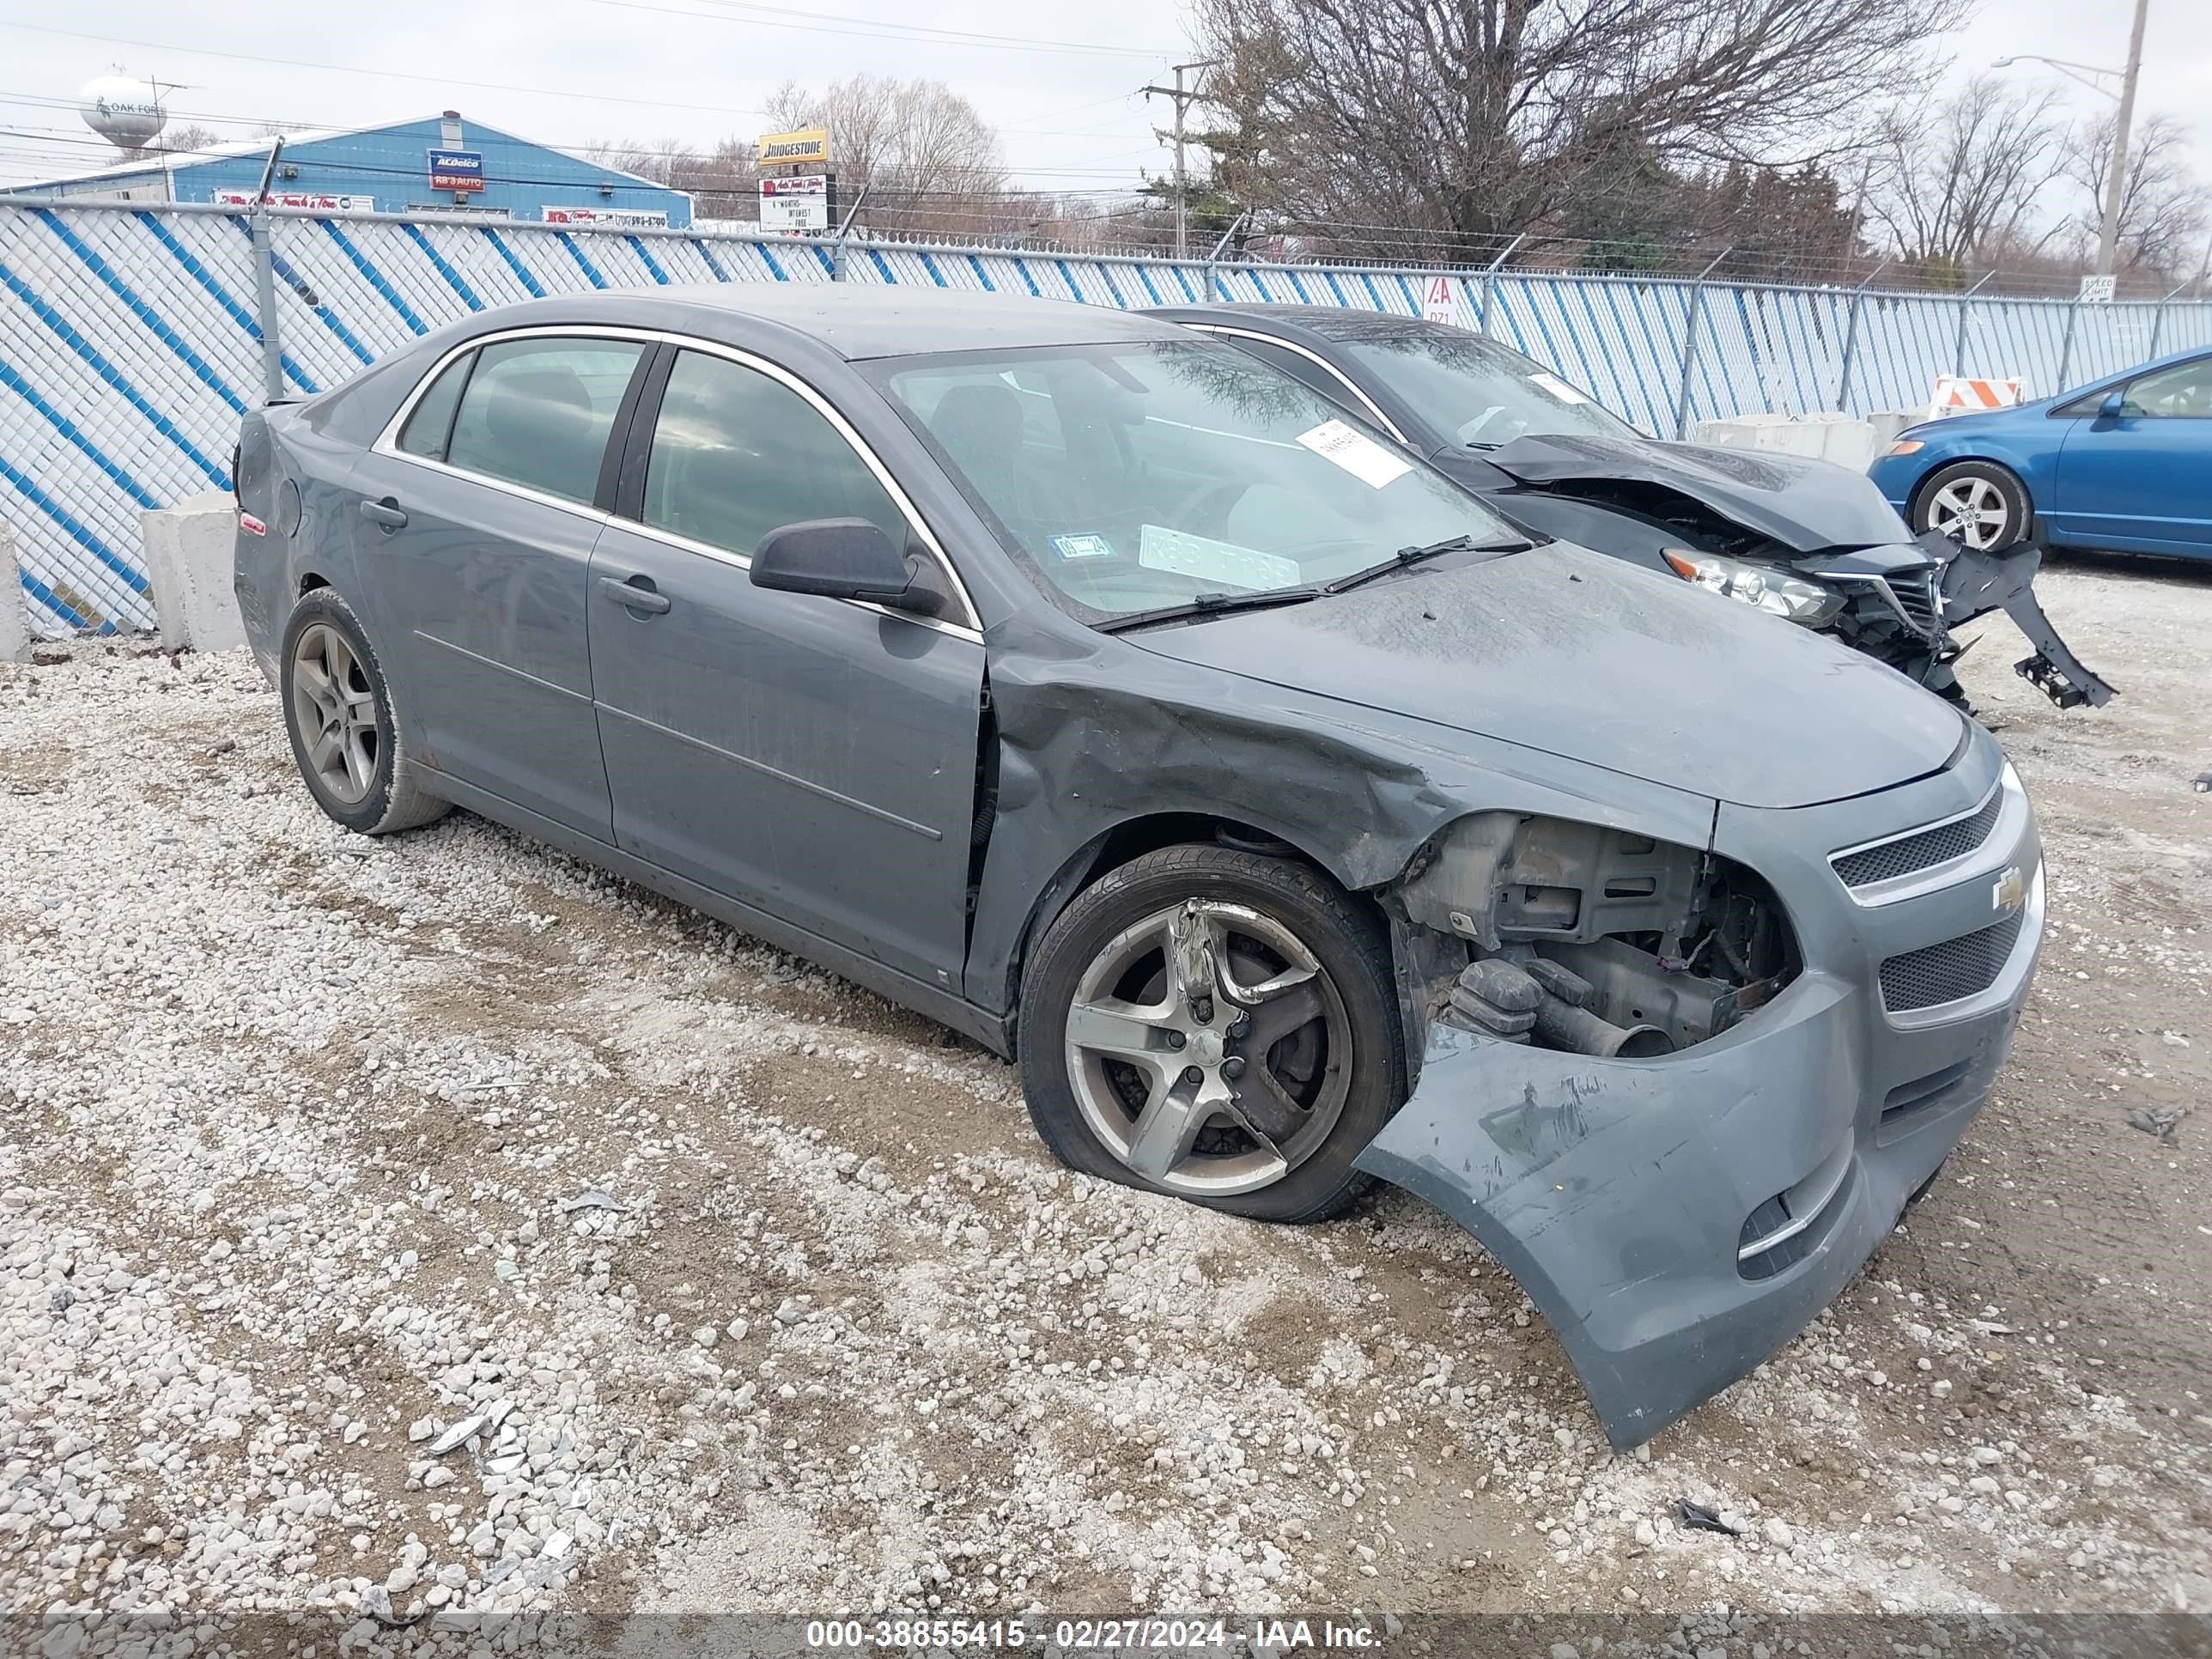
[756,127,830,167]
[427,149,485,193]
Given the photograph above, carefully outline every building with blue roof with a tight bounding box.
[3,111,695,228]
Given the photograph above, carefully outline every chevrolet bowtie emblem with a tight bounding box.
[1991,866,2026,914]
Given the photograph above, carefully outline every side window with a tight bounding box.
[643,350,907,556]
[2119,356,2212,417]
[397,351,473,459]
[444,336,645,503]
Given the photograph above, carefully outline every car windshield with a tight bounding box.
[1317,324,1642,448]
[871,338,1522,623]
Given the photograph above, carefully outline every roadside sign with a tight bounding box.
[2078,273,2116,304]
[210,189,374,212]
[1423,275,1458,326]
[757,127,830,168]
[427,149,485,193]
[542,206,669,228]
[1928,375,2025,419]
[759,174,832,232]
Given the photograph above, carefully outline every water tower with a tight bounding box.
[79,74,169,152]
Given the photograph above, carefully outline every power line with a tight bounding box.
[578,0,1170,57]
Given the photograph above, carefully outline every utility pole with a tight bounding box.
[1143,59,1217,261]
[2095,0,2150,279]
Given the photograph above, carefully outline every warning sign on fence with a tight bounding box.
[1423,276,1458,326]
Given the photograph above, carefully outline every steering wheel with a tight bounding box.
[1161,477,1251,538]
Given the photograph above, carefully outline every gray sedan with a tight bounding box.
[234,287,2045,1447]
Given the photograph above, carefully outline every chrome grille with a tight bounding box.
[1833,789,2002,888]
[1880,910,2027,1013]
[1887,569,1945,638]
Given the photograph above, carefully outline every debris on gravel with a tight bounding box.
[3,559,2209,1633]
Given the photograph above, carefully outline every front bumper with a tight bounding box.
[1355,737,2044,1448]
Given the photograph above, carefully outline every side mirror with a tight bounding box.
[750,518,943,615]
[2098,388,2127,419]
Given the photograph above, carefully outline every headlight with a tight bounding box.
[1662,550,1847,626]
[1886,439,1925,456]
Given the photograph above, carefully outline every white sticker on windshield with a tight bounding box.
[1528,370,1590,404]
[1138,525,1301,592]
[1294,418,1412,489]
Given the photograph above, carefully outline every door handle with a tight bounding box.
[358,498,408,530]
[598,574,671,615]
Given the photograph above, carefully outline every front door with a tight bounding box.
[586,346,984,988]
[350,332,649,838]
[2052,353,2212,556]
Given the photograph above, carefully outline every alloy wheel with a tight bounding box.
[1925,476,2011,550]
[289,623,380,805]
[1062,898,1352,1196]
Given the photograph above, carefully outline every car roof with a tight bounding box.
[1146,302,1467,343]
[459,283,1188,361]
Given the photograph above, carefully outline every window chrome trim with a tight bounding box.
[370,324,984,638]
[1178,322,1412,445]
[1828,765,2021,908]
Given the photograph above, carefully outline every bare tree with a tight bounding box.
[765,74,1007,237]
[154,122,223,158]
[1859,76,2069,274]
[2060,112,2211,281]
[1191,0,1973,257]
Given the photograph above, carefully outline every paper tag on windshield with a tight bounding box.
[1294,418,1412,489]
[1528,370,1590,404]
[1051,532,1114,560]
[1138,525,1300,592]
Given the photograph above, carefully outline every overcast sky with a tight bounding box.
[3,0,2206,204]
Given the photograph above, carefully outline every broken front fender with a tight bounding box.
[1353,968,2021,1449]
[1938,536,2117,709]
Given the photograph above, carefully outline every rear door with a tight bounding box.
[352,331,652,838]
[2051,354,2212,555]
[586,344,985,988]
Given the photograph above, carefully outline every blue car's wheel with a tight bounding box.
[1912,460,2030,552]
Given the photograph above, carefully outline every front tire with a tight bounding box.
[1017,844,1405,1223]
[1914,461,2030,552]
[279,587,450,836]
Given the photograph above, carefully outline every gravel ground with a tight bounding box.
[3,555,2209,1651]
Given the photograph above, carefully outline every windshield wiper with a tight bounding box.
[1092,586,1325,634]
[1322,533,1532,595]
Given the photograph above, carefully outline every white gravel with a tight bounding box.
[3,611,2209,1644]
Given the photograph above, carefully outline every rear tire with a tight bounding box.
[1913,461,2030,552]
[1017,844,1404,1223]
[279,587,450,836]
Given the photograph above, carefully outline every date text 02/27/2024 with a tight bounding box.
[805,1617,1384,1650]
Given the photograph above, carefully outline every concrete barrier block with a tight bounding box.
[1689,412,1881,472]
[1,519,27,662]
[141,489,247,654]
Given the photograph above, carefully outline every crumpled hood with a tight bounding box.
[1486,433,1915,553]
[1130,541,1965,811]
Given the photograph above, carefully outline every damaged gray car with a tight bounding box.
[233,289,2045,1448]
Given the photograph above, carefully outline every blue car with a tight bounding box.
[1870,346,2212,562]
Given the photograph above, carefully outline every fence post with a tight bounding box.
[1202,212,1249,302]
[829,184,869,283]
[249,140,287,405]
[2056,297,2081,390]
[1833,259,1888,412]
[1475,233,1525,337]
[1952,270,1993,376]
[2146,278,2190,358]
[1672,247,1730,439]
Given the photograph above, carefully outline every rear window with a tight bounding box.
[441,336,645,504]
[397,353,473,459]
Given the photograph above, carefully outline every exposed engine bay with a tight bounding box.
[1389,811,1799,1060]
